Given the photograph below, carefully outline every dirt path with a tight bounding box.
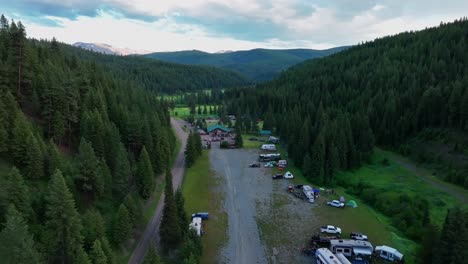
[128,117,189,264]
[210,148,269,264]
[384,151,468,204]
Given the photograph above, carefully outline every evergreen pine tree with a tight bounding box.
[81,210,106,250]
[175,189,189,238]
[194,132,202,156]
[113,204,131,246]
[24,133,44,179]
[0,167,33,220]
[234,132,243,148]
[123,192,144,229]
[76,138,102,196]
[143,243,162,264]
[184,132,195,168]
[46,140,63,176]
[11,115,30,166]
[74,247,92,264]
[0,205,42,264]
[100,238,115,264]
[113,143,130,201]
[160,169,182,249]
[90,240,107,264]
[137,147,154,199]
[44,170,84,263]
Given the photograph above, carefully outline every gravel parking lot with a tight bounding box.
[210,147,321,264]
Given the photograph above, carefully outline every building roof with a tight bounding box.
[260,130,272,135]
[207,124,230,133]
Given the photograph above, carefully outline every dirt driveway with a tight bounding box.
[210,148,320,264]
[210,148,269,264]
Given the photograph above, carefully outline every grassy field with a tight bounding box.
[336,148,464,226]
[170,105,219,119]
[255,145,420,263]
[182,150,227,264]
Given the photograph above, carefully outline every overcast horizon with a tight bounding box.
[1,0,468,52]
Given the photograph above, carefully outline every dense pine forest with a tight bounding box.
[65,45,249,94]
[0,15,189,263]
[224,19,468,260]
[226,18,468,188]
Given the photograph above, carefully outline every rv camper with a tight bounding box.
[302,185,315,203]
[374,245,404,263]
[316,248,352,264]
[259,153,281,162]
[189,217,202,236]
[260,144,276,151]
[329,239,373,263]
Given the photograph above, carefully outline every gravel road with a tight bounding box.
[128,117,189,264]
[210,148,270,264]
[210,147,320,264]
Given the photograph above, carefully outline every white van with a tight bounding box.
[189,217,202,236]
[260,144,276,151]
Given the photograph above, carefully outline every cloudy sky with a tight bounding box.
[1,0,467,52]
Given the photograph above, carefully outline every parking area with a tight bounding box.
[209,146,407,263]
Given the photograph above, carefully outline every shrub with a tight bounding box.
[220,141,229,149]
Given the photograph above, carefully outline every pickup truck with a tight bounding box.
[320,225,342,234]
[350,232,368,241]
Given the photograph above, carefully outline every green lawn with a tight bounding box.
[182,151,227,264]
[242,134,268,149]
[170,105,219,119]
[336,148,464,226]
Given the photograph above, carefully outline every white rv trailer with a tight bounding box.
[260,144,276,151]
[188,217,202,236]
[302,185,315,203]
[315,248,351,264]
[329,239,373,259]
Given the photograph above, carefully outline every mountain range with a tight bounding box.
[73,42,150,55]
[144,47,348,81]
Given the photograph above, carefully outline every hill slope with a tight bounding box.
[225,19,468,188]
[63,44,249,93]
[144,47,347,81]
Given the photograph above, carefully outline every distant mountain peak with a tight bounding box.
[72,42,151,56]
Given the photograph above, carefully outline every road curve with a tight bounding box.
[128,117,189,264]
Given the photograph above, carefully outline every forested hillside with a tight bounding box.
[225,19,468,188]
[63,44,249,94]
[145,47,347,81]
[0,15,176,263]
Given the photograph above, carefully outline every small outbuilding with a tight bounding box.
[259,130,272,136]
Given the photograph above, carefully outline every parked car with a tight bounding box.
[272,174,284,180]
[249,162,260,168]
[264,162,275,168]
[327,200,345,208]
[350,232,368,241]
[249,137,258,141]
[374,245,404,263]
[320,225,342,234]
[191,212,209,220]
[283,171,294,179]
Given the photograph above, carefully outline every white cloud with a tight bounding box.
[24,11,329,52]
[6,0,468,52]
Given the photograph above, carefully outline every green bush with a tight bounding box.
[220,141,229,149]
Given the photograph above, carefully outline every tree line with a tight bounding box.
[225,18,468,188]
[0,15,177,263]
[59,46,249,94]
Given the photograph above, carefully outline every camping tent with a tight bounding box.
[346,200,358,208]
